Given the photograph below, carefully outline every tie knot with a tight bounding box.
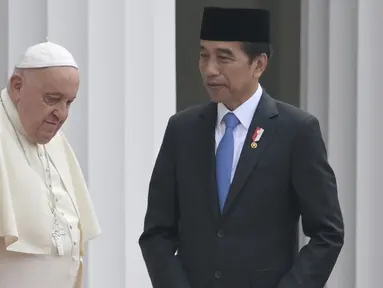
[223,113,239,128]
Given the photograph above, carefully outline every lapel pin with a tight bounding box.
[250,142,257,149]
[250,127,264,149]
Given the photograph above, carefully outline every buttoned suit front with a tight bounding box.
[139,91,344,288]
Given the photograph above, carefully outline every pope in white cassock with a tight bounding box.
[0,41,101,288]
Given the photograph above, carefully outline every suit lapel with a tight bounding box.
[222,92,279,215]
[198,102,221,219]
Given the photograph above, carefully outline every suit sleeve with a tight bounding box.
[277,115,344,288]
[138,116,191,288]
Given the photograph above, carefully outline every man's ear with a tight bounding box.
[252,54,268,78]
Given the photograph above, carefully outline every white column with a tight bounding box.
[299,0,329,139]
[87,0,127,286]
[0,0,8,87]
[123,0,176,286]
[326,1,358,286]
[0,0,176,287]
[355,0,383,286]
[153,0,177,155]
[299,0,330,249]
[300,0,383,287]
[87,0,176,287]
[301,1,358,287]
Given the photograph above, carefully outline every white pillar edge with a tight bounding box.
[87,0,127,287]
[326,1,358,287]
[0,0,8,87]
[355,0,383,286]
[124,0,176,287]
[299,0,330,250]
[299,0,329,141]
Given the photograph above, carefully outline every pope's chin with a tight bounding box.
[36,125,59,144]
[36,133,56,144]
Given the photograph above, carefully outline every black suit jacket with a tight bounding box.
[139,92,344,288]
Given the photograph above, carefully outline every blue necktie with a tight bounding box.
[216,112,239,212]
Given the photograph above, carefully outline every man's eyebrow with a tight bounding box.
[215,48,234,56]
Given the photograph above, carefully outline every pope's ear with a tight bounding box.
[9,73,23,93]
[8,72,24,103]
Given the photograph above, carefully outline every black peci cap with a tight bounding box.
[200,7,270,43]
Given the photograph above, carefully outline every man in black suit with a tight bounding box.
[139,7,344,288]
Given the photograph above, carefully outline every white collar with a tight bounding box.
[0,88,28,136]
[216,84,263,130]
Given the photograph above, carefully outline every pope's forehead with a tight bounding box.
[22,67,79,87]
[25,66,78,78]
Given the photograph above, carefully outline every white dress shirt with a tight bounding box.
[215,84,263,181]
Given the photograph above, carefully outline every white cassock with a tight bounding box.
[0,88,101,288]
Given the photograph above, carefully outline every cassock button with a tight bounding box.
[217,230,224,238]
[215,271,222,279]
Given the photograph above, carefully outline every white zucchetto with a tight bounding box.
[15,41,78,69]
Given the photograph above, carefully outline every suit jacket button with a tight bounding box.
[217,230,224,238]
[215,271,222,279]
